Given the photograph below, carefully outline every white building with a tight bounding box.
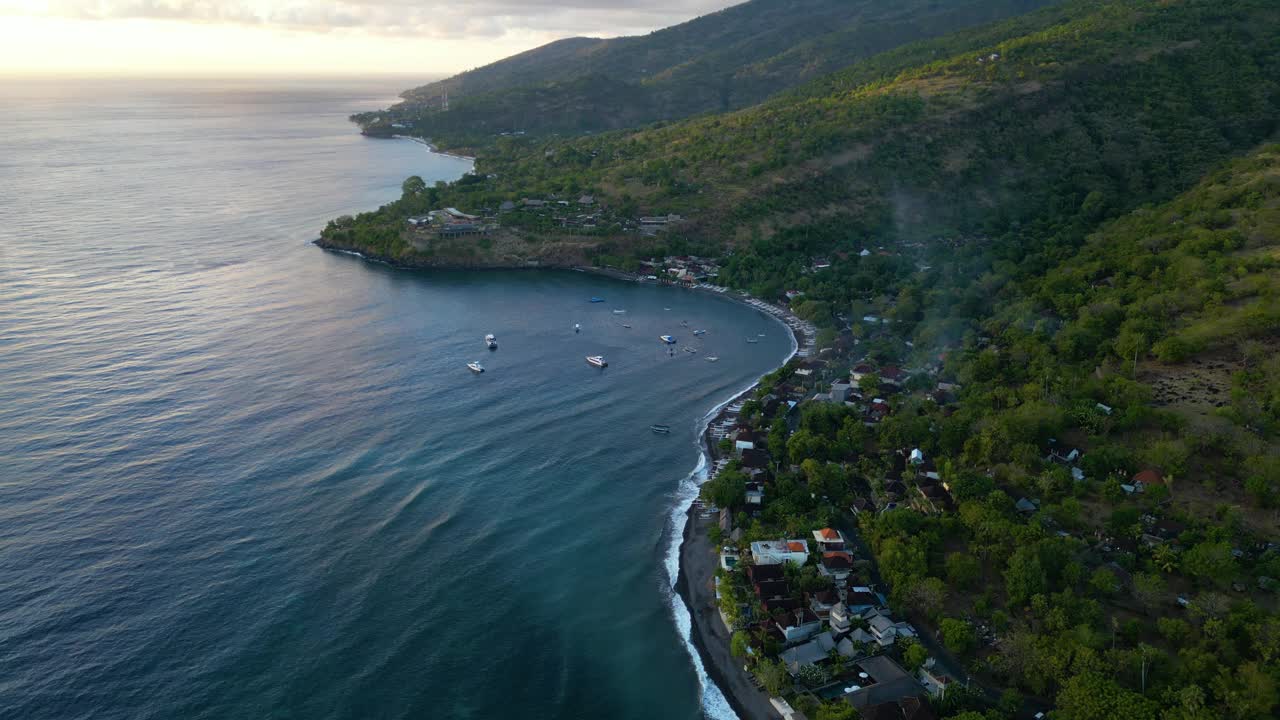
[750,539,810,566]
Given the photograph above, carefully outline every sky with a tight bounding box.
[0,0,740,76]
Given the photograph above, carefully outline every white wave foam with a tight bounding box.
[662,304,798,720]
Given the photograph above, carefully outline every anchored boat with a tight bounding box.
[586,355,608,368]
[660,335,677,344]
[484,333,497,349]
[650,424,671,434]
[590,297,605,303]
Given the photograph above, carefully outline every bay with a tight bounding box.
[0,77,792,719]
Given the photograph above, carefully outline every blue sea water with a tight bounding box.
[0,77,792,719]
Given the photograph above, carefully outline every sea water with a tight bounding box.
[0,77,792,719]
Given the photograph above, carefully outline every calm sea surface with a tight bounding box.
[0,77,791,719]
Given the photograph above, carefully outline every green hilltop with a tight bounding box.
[353,0,1061,148]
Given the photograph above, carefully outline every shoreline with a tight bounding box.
[671,297,813,720]
[314,237,815,719]
[390,134,477,162]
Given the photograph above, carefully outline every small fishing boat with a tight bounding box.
[586,355,608,368]
[612,309,627,314]
[705,356,719,362]
[590,297,605,303]
[746,338,759,344]
[650,424,671,434]
[660,335,677,344]
[622,323,632,328]
[484,333,497,349]
[758,333,766,337]
[693,329,707,336]
[683,347,697,354]
[467,361,485,373]
[574,323,581,333]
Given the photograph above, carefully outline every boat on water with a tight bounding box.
[746,338,759,343]
[590,297,605,303]
[650,424,671,434]
[574,323,581,333]
[705,356,720,362]
[622,323,632,328]
[484,333,497,349]
[467,361,485,373]
[612,309,627,314]
[693,329,707,336]
[586,355,608,368]
[660,335,677,344]
[758,333,766,337]
[680,320,689,327]
[683,347,697,354]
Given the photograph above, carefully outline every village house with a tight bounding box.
[841,655,929,714]
[812,527,847,552]
[775,608,823,644]
[751,539,811,566]
[819,551,854,581]
[918,661,954,700]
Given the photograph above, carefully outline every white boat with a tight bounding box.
[574,323,581,333]
[467,361,485,373]
[622,324,632,328]
[586,355,608,368]
[660,335,677,344]
[613,309,627,314]
[746,338,759,344]
[484,333,497,349]
[684,347,697,354]
[693,329,707,336]
[705,356,719,362]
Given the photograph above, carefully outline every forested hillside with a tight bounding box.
[355,0,1059,147]
[323,1,1280,717]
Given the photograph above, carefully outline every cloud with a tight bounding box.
[9,0,738,38]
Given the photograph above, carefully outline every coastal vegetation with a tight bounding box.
[324,0,1280,717]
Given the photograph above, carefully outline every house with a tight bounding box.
[498,200,516,212]
[829,382,852,403]
[755,579,790,601]
[812,528,847,551]
[918,663,953,699]
[740,449,770,471]
[810,589,839,618]
[1096,402,1113,415]
[880,366,907,386]
[780,635,830,673]
[1015,497,1038,514]
[867,611,917,646]
[751,539,811,566]
[844,587,881,616]
[522,198,546,207]
[745,482,765,506]
[819,552,854,581]
[734,433,757,454]
[850,497,873,516]
[851,364,876,382]
[1133,469,1165,486]
[748,564,785,584]
[577,195,594,206]
[776,608,823,644]
[842,655,929,713]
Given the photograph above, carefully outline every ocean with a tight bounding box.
[0,77,792,719]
